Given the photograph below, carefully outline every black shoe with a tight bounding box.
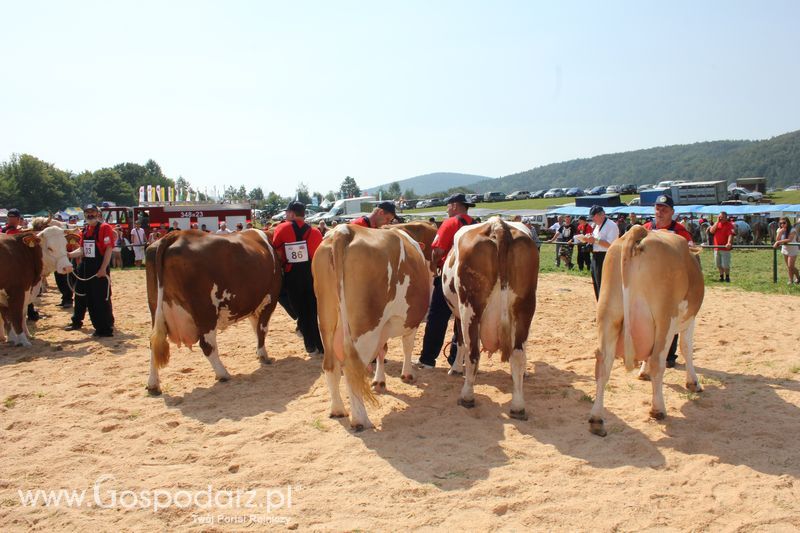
[725,277,730,283]
[717,277,724,282]
[59,301,73,308]
[64,323,82,331]
[92,331,114,338]
[665,359,676,368]
[27,313,41,322]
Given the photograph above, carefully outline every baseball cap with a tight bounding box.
[84,203,99,212]
[589,205,605,216]
[655,194,674,209]
[7,208,21,217]
[444,193,475,208]
[377,201,397,215]
[286,201,306,216]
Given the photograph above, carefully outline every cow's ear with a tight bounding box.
[65,233,80,244]
[22,234,41,248]
[417,242,426,251]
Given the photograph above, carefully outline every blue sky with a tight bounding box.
[2,1,798,196]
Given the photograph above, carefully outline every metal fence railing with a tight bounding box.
[540,240,799,284]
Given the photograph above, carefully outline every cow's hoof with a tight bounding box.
[371,381,386,393]
[510,409,528,421]
[686,381,703,393]
[217,375,230,383]
[329,411,348,419]
[589,418,607,437]
[350,422,372,432]
[638,372,651,381]
[649,410,666,420]
[146,386,162,396]
[458,397,475,409]
[400,374,415,383]
[260,357,273,365]
[447,368,464,376]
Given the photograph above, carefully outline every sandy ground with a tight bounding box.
[1,270,799,532]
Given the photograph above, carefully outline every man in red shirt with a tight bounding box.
[272,202,324,355]
[416,193,475,369]
[642,194,693,368]
[65,204,115,337]
[350,201,398,228]
[642,194,694,243]
[708,211,734,283]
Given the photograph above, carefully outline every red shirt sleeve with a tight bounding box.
[307,227,323,258]
[350,217,369,228]
[271,222,292,266]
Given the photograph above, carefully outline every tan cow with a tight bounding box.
[442,217,539,420]
[146,229,282,394]
[313,221,437,430]
[589,225,704,436]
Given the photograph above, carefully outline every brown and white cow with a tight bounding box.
[0,227,78,346]
[146,229,282,394]
[313,221,437,430]
[589,225,704,436]
[442,217,539,420]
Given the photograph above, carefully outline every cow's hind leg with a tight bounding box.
[648,329,672,420]
[345,372,373,431]
[589,320,619,436]
[324,352,347,419]
[458,313,481,409]
[250,313,272,365]
[400,330,417,383]
[199,330,231,382]
[372,344,387,393]
[681,319,702,393]
[146,347,162,395]
[448,320,465,376]
[509,347,527,420]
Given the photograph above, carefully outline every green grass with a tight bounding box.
[539,245,799,296]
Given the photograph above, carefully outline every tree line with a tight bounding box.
[0,153,380,217]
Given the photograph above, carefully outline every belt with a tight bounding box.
[592,250,606,255]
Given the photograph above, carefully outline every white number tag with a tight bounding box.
[83,241,96,258]
[285,241,309,264]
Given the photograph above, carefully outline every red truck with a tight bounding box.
[100,202,252,239]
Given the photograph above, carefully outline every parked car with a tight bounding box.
[417,198,443,208]
[606,185,621,194]
[784,184,800,191]
[543,188,565,199]
[620,183,637,194]
[530,189,546,199]
[565,187,584,197]
[484,191,506,202]
[637,184,654,193]
[466,193,481,204]
[628,197,641,206]
[728,187,763,203]
[589,186,606,195]
[506,190,530,200]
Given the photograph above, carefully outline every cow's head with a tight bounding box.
[35,226,75,275]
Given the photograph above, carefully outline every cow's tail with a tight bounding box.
[331,227,378,406]
[492,217,514,360]
[149,235,173,369]
[621,225,647,371]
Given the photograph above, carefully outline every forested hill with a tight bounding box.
[471,130,800,193]
[365,172,491,196]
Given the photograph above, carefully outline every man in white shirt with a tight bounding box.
[216,222,232,235]
[130,221,147,266]
[584,205,619,300]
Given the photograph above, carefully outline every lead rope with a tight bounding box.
[68,271,112,301]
